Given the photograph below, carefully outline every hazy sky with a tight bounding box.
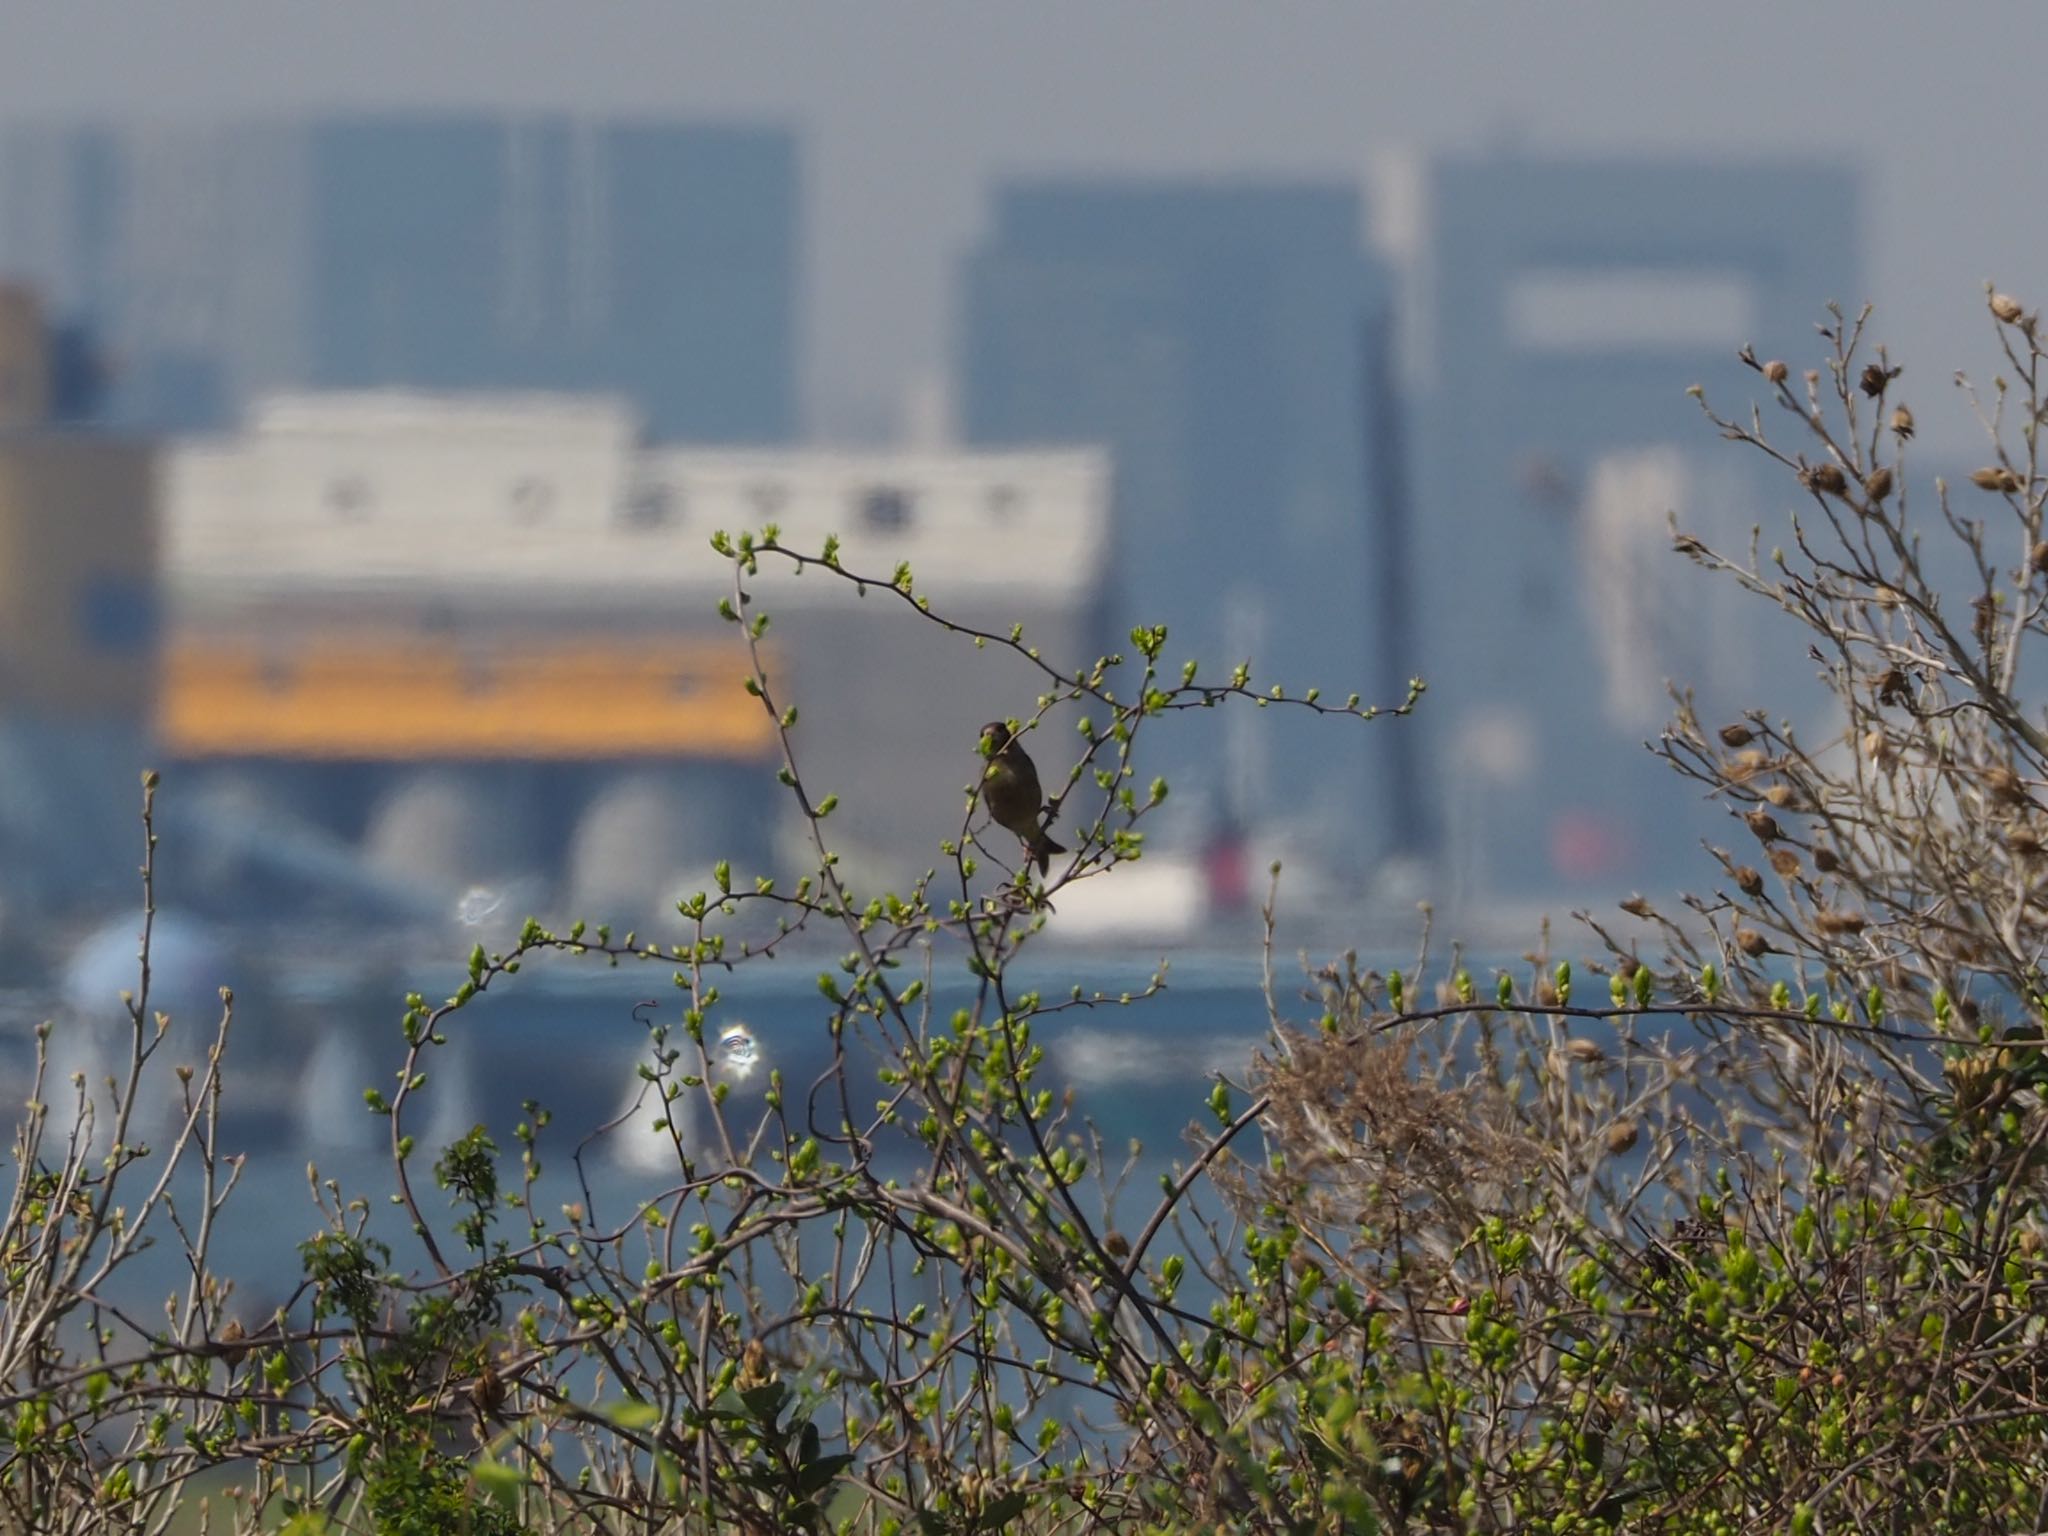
[2,2,2038,452]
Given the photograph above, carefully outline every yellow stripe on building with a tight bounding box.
[158,636,778,760]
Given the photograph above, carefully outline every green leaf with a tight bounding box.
[797,1451,855,1495]
[739,1380,790,1428]
[603,1398,663,1432]
[654,1449,684,1500]
[471,1457,524,1507]
[979,1490,1030,1528]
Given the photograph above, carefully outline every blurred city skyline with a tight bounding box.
[0,110,1864,915]
[0,5,2026,1144]
[0,4,2034,949]
[0,1,2039,456]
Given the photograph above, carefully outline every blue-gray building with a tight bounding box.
[0,116,801,441]
[960,181,1403,871]
[1416,153,1859,898]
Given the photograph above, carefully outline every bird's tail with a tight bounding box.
[1031,832,1067,877]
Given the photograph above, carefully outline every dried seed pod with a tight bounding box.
[1945,1052,1997,1107]
[1862,465,1893,502]
[1814,910,1867,936]
[737,1337,772,1391]
[1534,977,1561,1007]
[1548,1040,1597,1073]
[1991,291,2026,324]
[1890,403,1915,439]
[1763,783,1796,808]
[1863,728,1895,767]
[1619,894,1655,918]
[1718,722,1756,748]
[469,1362,506,1417]
[1563,1037,1606,1065]
[1605,1120,1640,1155]
[1735,927,1774,958]
[1763,359,1789,384]
[1769,848,1803,879]
[1970,466,2024,493]
[2033,541,2048,576]
[1745,808,1782,842]
[1813,846,1840,873]
[1976,593,2000,646]
[1858,363,1890,398]
[1805,462,1848,496]
[1727,748,1770,783]
[1733,864,1764,897]
[1985,764,2029,805]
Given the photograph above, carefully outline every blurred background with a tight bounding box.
[0,3,2038,1154]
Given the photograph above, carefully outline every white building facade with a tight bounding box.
[158,391,1112,918]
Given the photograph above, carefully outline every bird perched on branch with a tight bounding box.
[979,720,1066,876]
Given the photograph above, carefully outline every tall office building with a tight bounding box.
[1416,153,1859,896]
[0,116,801,440]
[0,285,158,909]
[960,181,1402,870]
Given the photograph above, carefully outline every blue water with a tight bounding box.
[38,946,1301,1318]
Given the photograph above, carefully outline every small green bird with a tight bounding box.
[979,720,1066,876]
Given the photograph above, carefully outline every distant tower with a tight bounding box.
[304,117,801,442]
[0,283,50,426]
[960,180,1399,867]
[0,285,156,908]
[0,116,803,441]
[1415,153,1858,895]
